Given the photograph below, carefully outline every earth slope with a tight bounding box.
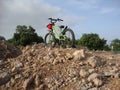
[0,40,120,90]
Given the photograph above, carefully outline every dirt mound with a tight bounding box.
[0,40,22,60]
[0,43,120,90]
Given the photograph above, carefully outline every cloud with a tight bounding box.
[0,0,62,39]
[0,0,85,39]
[100,7,115,14]
[69,0,100,10]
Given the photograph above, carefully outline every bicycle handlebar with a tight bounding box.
[48,18,63,22]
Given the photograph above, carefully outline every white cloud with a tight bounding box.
[100,7,115,14]
[69,0,100,10]
[0,0,62,39]
[0,0,85,39]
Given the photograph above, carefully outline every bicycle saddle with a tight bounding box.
[59,25,64,28]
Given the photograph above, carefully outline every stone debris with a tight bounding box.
[0,71,11,86]
[23,75,35,90]
[87,56,102,68]
[0,40,120,89]
[0,40,21,60]
[73,49,85,60]
[79,69,89,78]
[88,73,101,81]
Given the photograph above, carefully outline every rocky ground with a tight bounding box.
[0,40,120,90]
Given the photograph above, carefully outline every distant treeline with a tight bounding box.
[0,25,120,51]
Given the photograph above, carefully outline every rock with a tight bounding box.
[104,68,120,78]
[0,60,3,64]
[88,73,101,82]
[73,49,85,60]
[81,79,86,83]
[67,67,79,78]
[113,73,120,78]
[0,40,21,60]
[87,56,101,68]
[48,51,56,58]
[80,80,90,90]
[88,73,103,87]
[43,56,51,60]
[87,82,93,88]
[15,74,21,79]
[88,69,95,73]
[66,53,73,60]
[23,76,34,90]
[104,72,114,77]
[112,66,119,72]
[79,62,84,66]
[13,61,23,68]
[36,84,44,90]
[35,74,41,87]
[93,78,103,87]
[12,61,23,72]
[0,71,11,86]
[89,87,98,90]
[108,62,116,66]
[10,77,15,85]
[80,69,89,77]
[52,57,64,65]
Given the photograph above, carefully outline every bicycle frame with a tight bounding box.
[52,25,67,41]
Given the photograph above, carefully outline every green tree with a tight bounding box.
[110,39,120,51]
[8,25,43,46]
[0,36,6,40]
[78,33,107,50]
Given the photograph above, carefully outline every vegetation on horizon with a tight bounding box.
[7,25,43,46]
[76,33,110,50]
[1,25,119,51]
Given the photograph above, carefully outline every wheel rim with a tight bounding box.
[46,34,55,47]
[64,31,73,47]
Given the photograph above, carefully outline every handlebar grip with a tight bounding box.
[48,18,52,20]
[57,18,63,21]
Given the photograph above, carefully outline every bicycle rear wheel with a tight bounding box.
[62,28,75,48]
[44,33,56,47]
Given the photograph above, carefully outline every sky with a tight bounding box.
[0,0,120,44]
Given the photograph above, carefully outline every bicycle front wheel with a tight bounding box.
[62,28,75,48]
[44,33,56,47]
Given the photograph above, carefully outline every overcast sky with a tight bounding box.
[0,0,120,43]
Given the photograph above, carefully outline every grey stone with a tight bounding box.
[0,71,11,86]
[88,73,101,81]
[104,72,114,77]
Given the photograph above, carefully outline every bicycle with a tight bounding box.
[44,18,75,48]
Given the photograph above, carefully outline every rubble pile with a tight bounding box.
[0,41,120,90]
[0,40,21,60]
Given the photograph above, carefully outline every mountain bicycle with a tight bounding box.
[44,18,75,48]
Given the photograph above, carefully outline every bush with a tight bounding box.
[77,33,107,50]
[7,25,43,46]
[110,39,120,51]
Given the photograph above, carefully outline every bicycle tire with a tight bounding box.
[62,28,76,48]
[44,33,56,47]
